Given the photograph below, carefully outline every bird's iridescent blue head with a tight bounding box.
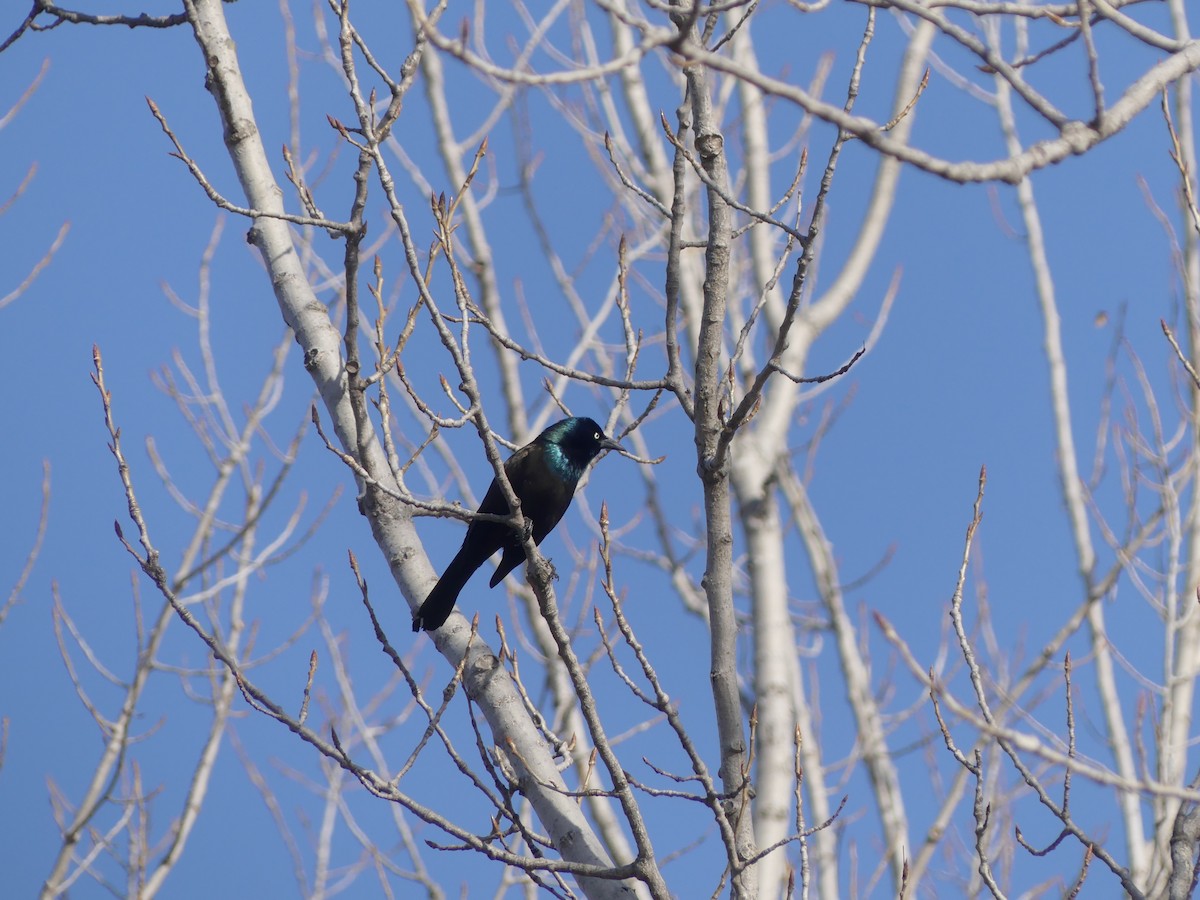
[535,416,621,479]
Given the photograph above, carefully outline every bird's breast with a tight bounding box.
[542,443,586,482]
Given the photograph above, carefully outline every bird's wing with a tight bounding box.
[470,443,575,545]
[468,444,535,521]
[503,445,575,543]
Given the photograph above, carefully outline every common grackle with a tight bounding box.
[412,416,621,632]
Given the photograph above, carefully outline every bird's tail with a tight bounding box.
[412,547,478,632]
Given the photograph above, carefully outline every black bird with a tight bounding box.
[413,416,621,632]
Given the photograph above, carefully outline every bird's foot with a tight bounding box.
[529,554,558,585]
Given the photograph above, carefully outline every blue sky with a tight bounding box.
[1,2,1196,897]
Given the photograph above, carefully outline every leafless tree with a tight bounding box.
[5,0,1200,897]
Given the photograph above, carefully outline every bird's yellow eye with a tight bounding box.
[594,432,601,440]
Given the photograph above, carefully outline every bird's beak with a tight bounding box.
[600,436,622,454]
